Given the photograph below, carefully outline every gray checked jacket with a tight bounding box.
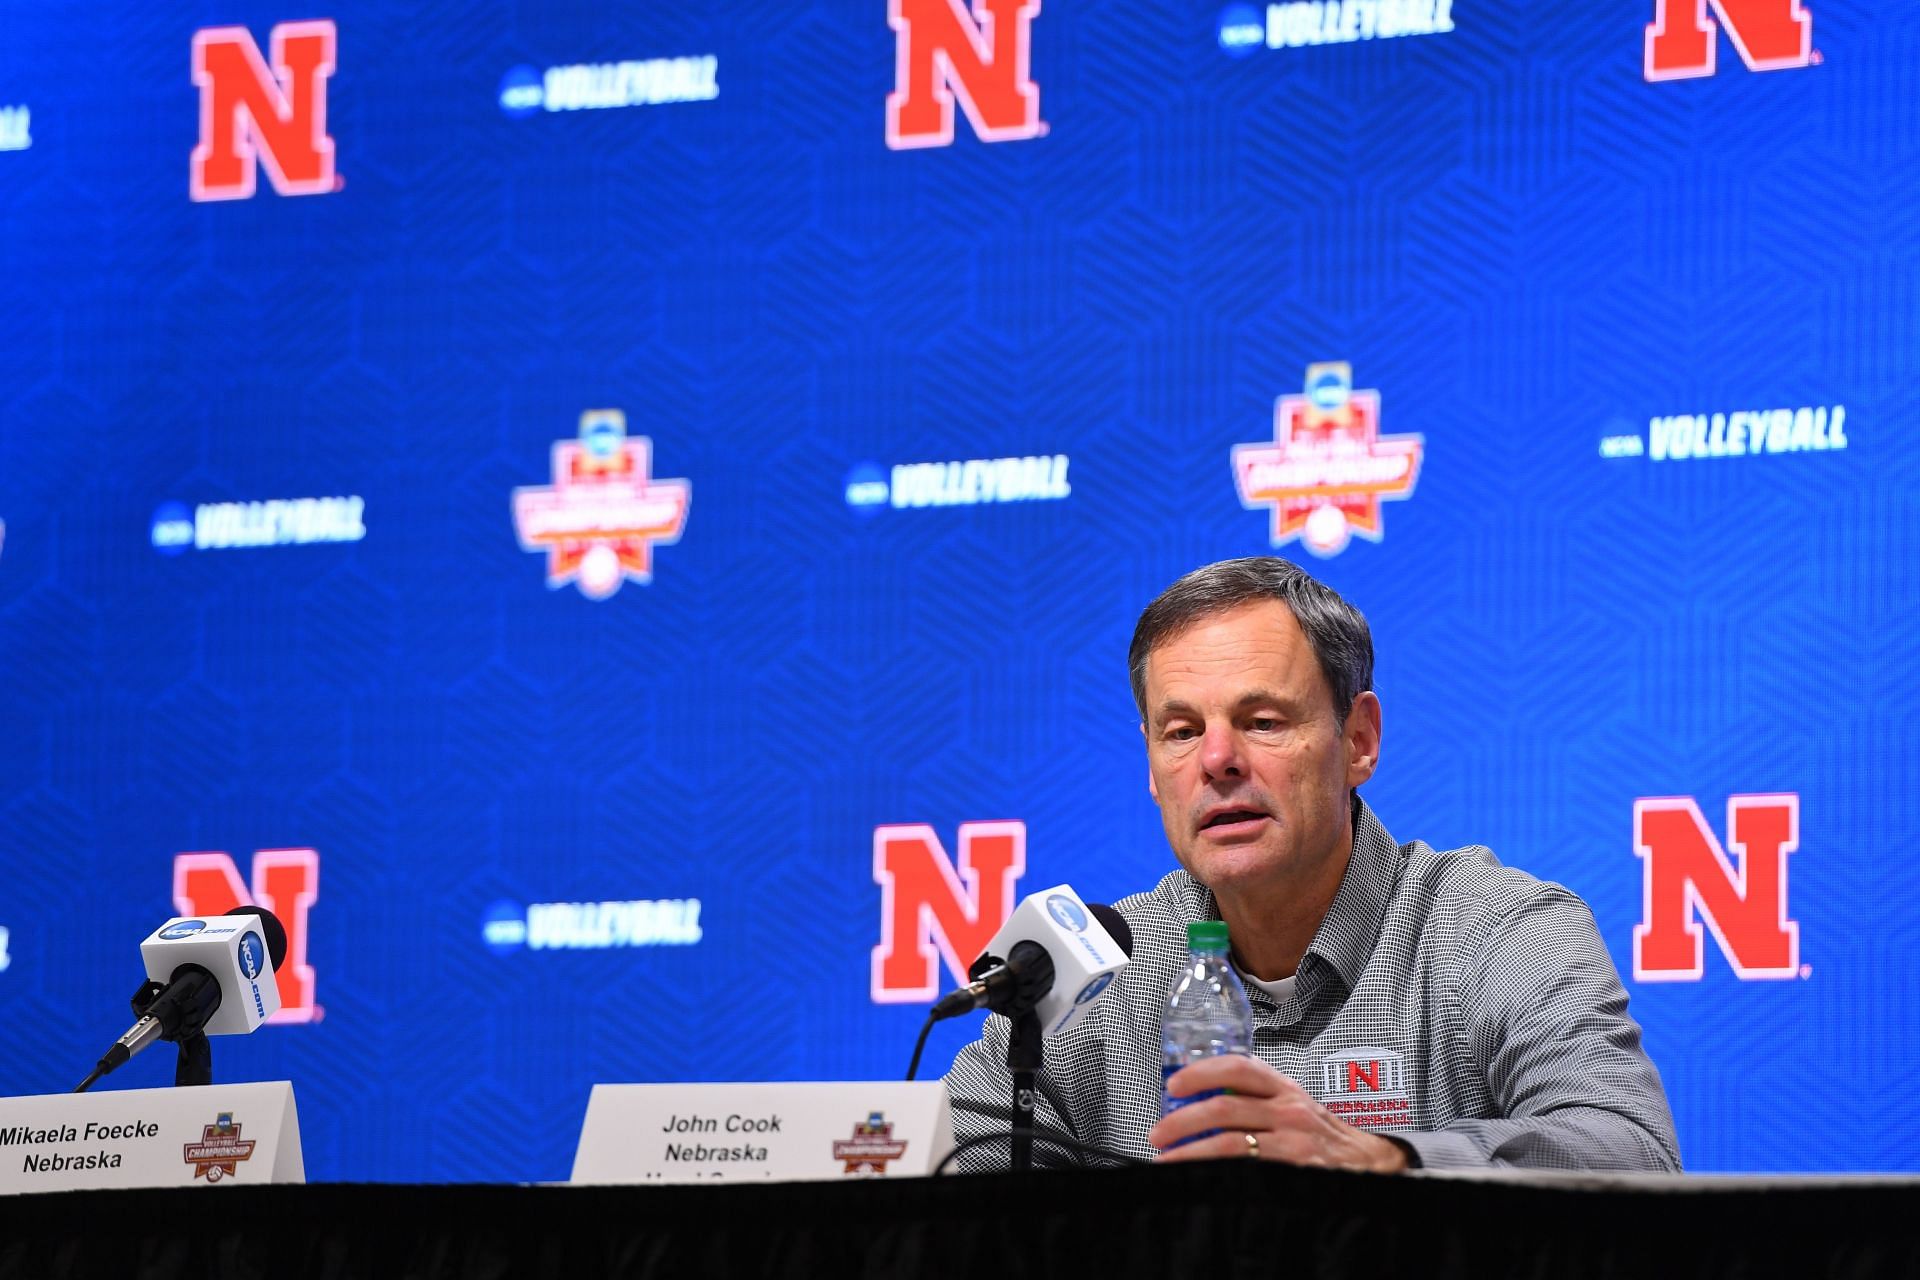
[943,797,1681,1172]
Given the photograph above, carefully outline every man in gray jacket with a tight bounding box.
[944,556,1679,1172]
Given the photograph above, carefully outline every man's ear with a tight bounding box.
[1142,721,1159,801]
[1345,691,1382,788]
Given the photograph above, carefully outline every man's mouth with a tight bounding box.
[1200,809,1270,833]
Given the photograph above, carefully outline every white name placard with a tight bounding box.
[571,1081,952,1184]
[0,1081,302,1195]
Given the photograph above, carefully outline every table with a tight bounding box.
[0,1162,1912,1278]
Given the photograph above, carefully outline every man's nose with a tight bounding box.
[1199,724,1244,780]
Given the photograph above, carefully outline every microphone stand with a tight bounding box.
[1005,1008,1042,1172]
[175,1033,212,1087]
[130,978,215,1087]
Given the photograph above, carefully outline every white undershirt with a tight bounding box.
[1240,969,1299,1003]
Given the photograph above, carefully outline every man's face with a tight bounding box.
[1141,600,1378,898]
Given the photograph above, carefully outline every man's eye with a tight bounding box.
[1250,717,1281,731]
[1165,727,1199,742]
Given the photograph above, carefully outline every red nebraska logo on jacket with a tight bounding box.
[1317,1048,1411,1130]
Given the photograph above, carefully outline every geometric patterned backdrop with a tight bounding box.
[0,0,1914,1180]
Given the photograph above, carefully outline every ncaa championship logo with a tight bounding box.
[1232,362,1423,557]
[512,410,691,600]
[832,1113,910,1175]
[183,1113,257,1182]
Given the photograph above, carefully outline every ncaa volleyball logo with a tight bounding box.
[482,901,529,954]
[1217,4,1264,54]
[152,502,195,556]
[161,919,208,939]
[844,463,889,515]
[498,66,543,117]
[1045,894,1088,931]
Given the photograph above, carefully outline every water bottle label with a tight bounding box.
[1160,1064,1222,1146]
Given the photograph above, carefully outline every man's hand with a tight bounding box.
[1147,1054,1409,1173]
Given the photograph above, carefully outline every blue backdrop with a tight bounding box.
[0,0,1914,1180]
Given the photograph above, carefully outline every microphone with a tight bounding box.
[74,906,288,1092]
[930,887,1133,1172]
[930,886,1133,1039]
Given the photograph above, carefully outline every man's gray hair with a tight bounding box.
[1127,556,1374,724]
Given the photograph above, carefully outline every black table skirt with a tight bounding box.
[0,1163,1912,1279]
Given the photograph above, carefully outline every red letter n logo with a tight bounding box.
[191,20,337,201]
[887,0,1042,150]
[871,821,1025,1001]
[1633,795,1799,981]
[1645,0,1812,81]
[1346,1060,1381,1093]
[174,848,321,1022]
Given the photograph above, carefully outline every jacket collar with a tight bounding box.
[1177,794,1403,1011]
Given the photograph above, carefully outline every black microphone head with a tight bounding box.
[1088,903,1135,958]
[1003,939,1055,1015]
[224,905,289,970]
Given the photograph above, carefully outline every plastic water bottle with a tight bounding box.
[1160,921,1254,1135]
